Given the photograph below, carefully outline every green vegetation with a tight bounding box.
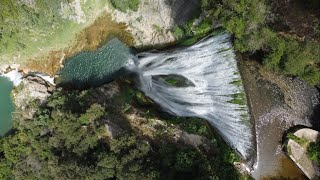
[287,133,309,146]
[287,133,320,164]
[172,17,215,46]
[307,142,320,164]
[110,0,140,12]
[0,82,252,179]
[203,0,320,85]
[0,0,64,58]
[228,92,247,106]
[0,0,109,65]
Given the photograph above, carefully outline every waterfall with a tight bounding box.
[58,32,254,159]
[128,33,253,159]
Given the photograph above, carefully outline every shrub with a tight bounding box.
[175,149,200,172]
[172,26,185,40]
[287,133,309,145]
[110,0,140,12]
[307,142,320,163]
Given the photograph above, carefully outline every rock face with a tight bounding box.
[14,76,54,119]
[287,128,320,180]
[108,0,200,47]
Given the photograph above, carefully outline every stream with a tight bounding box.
[239,60,307,179]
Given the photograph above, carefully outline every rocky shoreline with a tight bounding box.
[0,64,55,119]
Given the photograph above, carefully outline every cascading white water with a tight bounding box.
[127,33,253,159]
[58,32,254,159]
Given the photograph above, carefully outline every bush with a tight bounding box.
[172,26,185,40]
[287,133,309,145]
[307,142,320,163]
[175,149,200,172]
[110,0,140,12]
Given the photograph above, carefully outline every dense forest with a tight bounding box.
[0,80,251,179]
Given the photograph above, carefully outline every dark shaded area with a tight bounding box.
[164,0,201,26]
[268,0,320,41]
[56,68,129,90]
[311,104,320,131]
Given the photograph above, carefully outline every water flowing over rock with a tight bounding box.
[127,33,253,159]
[58,33,253,159]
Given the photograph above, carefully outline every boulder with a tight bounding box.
[104,121,125,139]
[287,128,320,179]
[14,76,53,119]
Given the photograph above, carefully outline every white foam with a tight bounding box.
[34,73,55,85]
[128,33,253,159]
[1,69,23,86]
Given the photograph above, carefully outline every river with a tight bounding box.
[239,60,307,179]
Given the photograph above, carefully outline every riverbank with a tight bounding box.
[239,58,319,179]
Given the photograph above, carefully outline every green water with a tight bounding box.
[59,38,132,88]
[0,76,14,136]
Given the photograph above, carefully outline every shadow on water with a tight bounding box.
[56,38,134,90]
[56,68,129,90]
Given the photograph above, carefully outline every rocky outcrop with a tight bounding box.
[287,128,320,180]
[104,121,125,139]
[14,76,54,119]
[258,65,319,125]
[108,0,200,47]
